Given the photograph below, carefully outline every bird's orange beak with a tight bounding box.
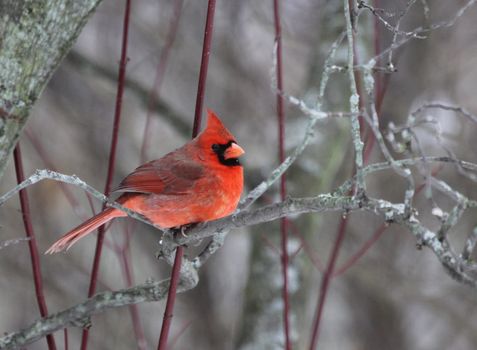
[224,142,245,160]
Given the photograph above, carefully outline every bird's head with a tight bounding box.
[198,109,245,166]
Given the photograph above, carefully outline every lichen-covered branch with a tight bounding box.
[2,159,477,348]
[0,279,170,350]
[344,0,365,194]
[0,0,103,178]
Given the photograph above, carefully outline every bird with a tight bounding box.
[46,109,244,254]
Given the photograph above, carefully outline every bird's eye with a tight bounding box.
[211,144,220,151]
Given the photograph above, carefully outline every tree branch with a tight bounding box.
[0,280,170,350]
[0,152,477,350]
[344,0,365,195]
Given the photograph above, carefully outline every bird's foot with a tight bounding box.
[171,223,198,243]
[180,225,188,237]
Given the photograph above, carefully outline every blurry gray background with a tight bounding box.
[1,1,477,349]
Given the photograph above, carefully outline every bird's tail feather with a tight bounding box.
[46,208,122,254]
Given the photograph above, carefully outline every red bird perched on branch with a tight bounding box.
[46,110,244,254]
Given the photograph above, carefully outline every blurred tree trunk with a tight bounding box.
[0,0,102,178]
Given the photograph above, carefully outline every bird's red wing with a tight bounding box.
[113,157,205,195]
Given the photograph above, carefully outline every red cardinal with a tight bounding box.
[46,110,244,253]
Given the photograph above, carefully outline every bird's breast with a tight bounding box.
[122,166,243,228]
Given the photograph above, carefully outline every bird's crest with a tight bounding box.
[202,109,236,143]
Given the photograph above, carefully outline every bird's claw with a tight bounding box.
[180,226,188,238]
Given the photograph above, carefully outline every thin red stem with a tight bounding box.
[192,0,216,137]
[157,247,185,350]
[141,0,183,163]
[64,329,68,350]
[104,221,146,349]
[157,1,216,349]
[13,144,57,350]
[119,230,147,350]
[273,0,291,348]
[309,217,349,350]
[81,0,132,348]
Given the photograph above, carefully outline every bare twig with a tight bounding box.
[412,103,477,124]
[362,68,415,215]
[344,0,365,196]
[358,0,423,39]
[369,0,477,64]
[386,0,419,65]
